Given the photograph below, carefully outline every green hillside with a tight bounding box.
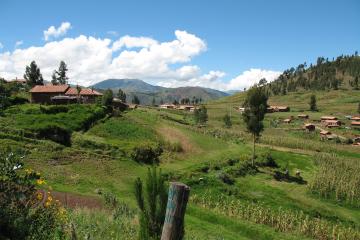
[1,86,360,239]
[267,54,360,95]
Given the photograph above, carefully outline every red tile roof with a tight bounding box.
[321,116,337,120]
[30,84,69,93]
[351,121,360,126]
[65,87,102,96]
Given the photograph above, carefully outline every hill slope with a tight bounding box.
[92,78,228,104]
[268,54,360,95]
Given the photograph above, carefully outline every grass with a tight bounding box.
[2,88,360,239]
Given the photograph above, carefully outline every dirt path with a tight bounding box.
[156,125,197,153]
[51,191,104,209]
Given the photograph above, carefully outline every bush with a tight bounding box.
[218,172,235,185]
[34,124,72,146]
[256,152,278,168]
[40,105,69,114]
[0,150,67,239]
[8,96,29,105]
[131,144,163,164]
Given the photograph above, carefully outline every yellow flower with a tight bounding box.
[36,179,45,185]
[36,192,43,200]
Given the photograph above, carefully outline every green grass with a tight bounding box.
[2,90,360,239]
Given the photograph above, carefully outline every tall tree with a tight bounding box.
[102,89,113,110]
[51,71,58,85]
[242,85,268,165]
[51,61,69,85]
[132,95,140,105]
[24,61,43,87]
[117,88,126,102]
[309,94,318,111]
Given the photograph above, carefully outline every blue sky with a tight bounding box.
[0,0,359,90]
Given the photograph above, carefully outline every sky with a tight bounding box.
[0,0,359,91]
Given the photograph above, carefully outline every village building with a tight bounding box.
[30,85,70,104]
[304,123,315,132]
[320,130,332,140]
[283,118,292,124]
[237,107,245,113]
[267,106,290,113]
[298,114,309,119]
[321,116,338,121]
[112,98,129,111]
[178,105,196,111]
[65,87,102,103]
[351,121,360,127]
[323,120,341,128]
[159,104,176,109]
[350,116,360,121]
[30,84,102,104]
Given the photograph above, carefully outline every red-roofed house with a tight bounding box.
[30,85,70,104]
[65,87,102,103]
[30,85,103,104]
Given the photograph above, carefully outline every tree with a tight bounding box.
[194,105,208,125]
[152,97,156,106]
[134,167,168,240]
[24,61,43,87]
[76,85,82,103]
[132,95,140,105]
[258,78,267,87]
[51,61,69,85]
[242,85,268,165]
[102,89,113,110]
[223,113,232,128]
[117,88,126,102]
[309,94,318,111]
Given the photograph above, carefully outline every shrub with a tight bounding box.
[131,144,163,164]
[8,96,29,105]
[34,124,72,146]
[0,150,67,239]
[40,105,69,114]
[256,152,278,168]
[134,168,168,240]
[218,172,235,185]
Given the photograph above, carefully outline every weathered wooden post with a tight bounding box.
[161,182,190,240]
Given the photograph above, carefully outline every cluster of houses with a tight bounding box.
[237,105,290,113]
[29,84,103,104]
[159,104,197,112]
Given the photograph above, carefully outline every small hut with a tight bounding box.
[304,123,315,132]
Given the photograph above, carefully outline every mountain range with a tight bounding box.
[92,79,229,104]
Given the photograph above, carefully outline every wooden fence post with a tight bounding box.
[161,182,190,240]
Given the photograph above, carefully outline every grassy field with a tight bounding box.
[2,89,360,239]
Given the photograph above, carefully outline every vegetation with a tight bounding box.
[194,105,208,125]
[309,94,318,111]
[51,61,69,85]
[24,61,44,87]
[223,113,232,128]
[132,95,140,104]
[118,88,127,102]
[242,85,268,165]
[134,168,168,240]
[310,153,360,207]
[0,150,67,239]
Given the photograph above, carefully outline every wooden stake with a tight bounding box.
[161,182,190,240]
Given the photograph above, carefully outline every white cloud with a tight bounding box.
[15,40,23,48]
[112,35,158,51]
[107,30,118,37]
[226,69,281,90]
[0,29,280,91]
[44,22,72,41]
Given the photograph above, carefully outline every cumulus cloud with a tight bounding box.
[44,22,71,41]
[0,29,280,90]
[226,69,281,90]
[15,40,23,48]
